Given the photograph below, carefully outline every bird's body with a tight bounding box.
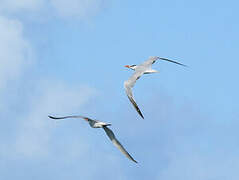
[124,56,186,119]
[88,119,111,128]
[48,115,137,163]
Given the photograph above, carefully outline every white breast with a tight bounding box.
[89,120,106,128]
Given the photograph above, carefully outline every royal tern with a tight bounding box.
[124,56,187,119]
[48,115,138,163]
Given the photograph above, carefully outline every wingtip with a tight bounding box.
[48,115,60,120]
[180,63,188,68]
[159,57,187,67]
[138,112,144,119]
[138,111,144,119]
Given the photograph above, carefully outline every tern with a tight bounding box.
[124,56,187,119]
[48,115,138,163]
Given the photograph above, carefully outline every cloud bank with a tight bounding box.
[0,0,100,168]
[0,16,33,89]
[14,80,96,158]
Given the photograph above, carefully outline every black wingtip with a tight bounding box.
[159,57,188,67]
[130,99,144,119]
[48,115,59,119]
[135,108,144,119]
[139,113,144,119]
[137,108,144,119]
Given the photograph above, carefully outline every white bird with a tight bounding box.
[124,56,187,119]
[48,115,138,163]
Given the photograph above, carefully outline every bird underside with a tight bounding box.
[144,69,159,74]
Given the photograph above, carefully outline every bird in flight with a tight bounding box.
[48,115,138,163]
[124,56,187,119]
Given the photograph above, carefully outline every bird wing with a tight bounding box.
[48,115,103,129]
[159,57,187,67]
[48,115,87,120]
[141,56,187,67]
[124,71,145,119]
[103,126,138,163]
[140,56,159,67]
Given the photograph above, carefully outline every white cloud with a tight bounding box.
[0,14,98,160]
[50,0,106,19]
[0,0,45,14]
[14,80,96,158]
[0,0,107,20]
[0,0,102,162]
[0,16,33,89]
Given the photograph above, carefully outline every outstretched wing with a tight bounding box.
[124,71,145,119]
[103,126,138,163]
[48,115,88,120]
[141,56,187,67]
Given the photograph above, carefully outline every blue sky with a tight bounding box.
[0,0,239,179]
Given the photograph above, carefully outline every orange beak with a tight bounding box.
[124,65,130,68]
[83,118,89,121]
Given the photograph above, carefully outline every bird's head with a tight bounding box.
[124,64,137,70]
[83,117,89,121]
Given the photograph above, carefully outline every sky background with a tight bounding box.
[0,0,239,179]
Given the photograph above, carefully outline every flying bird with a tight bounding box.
[48,115,137,163]
[124,56,187,119]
